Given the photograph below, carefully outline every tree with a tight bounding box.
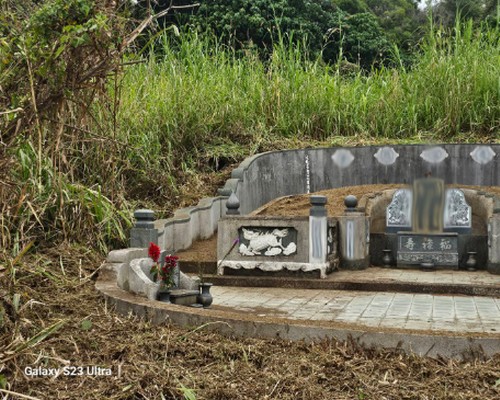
[333,0,368,14]
[328,11,390,68]
[190,0,337,56]
[432,0,499,26]
[332,0,424,63]
[365,0,421,50]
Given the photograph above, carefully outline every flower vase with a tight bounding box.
[466,252,477,271]
[382,249,392,268]
[157,288,171,303]
[197,283,213,308]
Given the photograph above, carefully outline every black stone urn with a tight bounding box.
[382,249,392,268]
[466,252,477,271]
[198,283,213,308]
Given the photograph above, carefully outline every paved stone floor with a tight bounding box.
[212,286,500,334]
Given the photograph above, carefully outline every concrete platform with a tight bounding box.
[96,269,500,360]
[212,286,500,334]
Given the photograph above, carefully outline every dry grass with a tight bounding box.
[0,245,499,399]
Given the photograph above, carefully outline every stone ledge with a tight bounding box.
[170,289,199,306]
[200,274,500,297]
[218,260,330,279]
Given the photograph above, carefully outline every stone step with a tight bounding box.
[178,260,217,275]
[202,274,500,297]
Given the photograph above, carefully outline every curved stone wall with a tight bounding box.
[219,144,500,215]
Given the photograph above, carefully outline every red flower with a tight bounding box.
[148,242,161,263]
[164,255,178,271]
[150,251,178,289]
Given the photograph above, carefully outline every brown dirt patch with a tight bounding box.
[177,235,218,263]
[254,184,500,217]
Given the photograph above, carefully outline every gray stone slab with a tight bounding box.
[107,248,146,263]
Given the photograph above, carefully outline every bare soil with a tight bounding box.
[177,235,218,263]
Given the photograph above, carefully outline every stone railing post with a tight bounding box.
[309,195,328,264]
[130,209,158,248]
[488,210,500,274]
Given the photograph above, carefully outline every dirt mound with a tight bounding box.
[254,184,500,217]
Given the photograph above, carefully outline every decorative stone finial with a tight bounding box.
[226,192,240,215]
[310,195,327,217]
[130,209,158,247]
[133,209,155,229]
[344,195,358,211]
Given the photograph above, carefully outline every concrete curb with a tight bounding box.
[96,271,500,360]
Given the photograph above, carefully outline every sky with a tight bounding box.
[418,0,440,10]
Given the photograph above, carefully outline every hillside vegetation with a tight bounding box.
[1,16,499,255]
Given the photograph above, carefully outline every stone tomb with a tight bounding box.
[217,196,339,278]
[217,193,373,278]
[386,178,471,269]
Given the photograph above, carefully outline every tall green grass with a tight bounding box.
[3,21,499,254]
[116,21,499,175]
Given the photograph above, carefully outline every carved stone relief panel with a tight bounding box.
[420,147,449,164]
[238,227,297,256]
[374,147,399,166]
[386,189,413,229]
[443,189,471,229]
[470,146,496,165]
[331,149,355,169]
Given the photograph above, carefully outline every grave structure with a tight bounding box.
[217,196,338,278]
[98,144,500,359]
[385,178,471,269]
[107,144,500,303]
[215,176,493,276]
[215,145,500,277]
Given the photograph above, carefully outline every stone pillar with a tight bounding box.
[488,212,500,274]
[130,209,158,248]
[338,196,370,270]
[309,196,328,264]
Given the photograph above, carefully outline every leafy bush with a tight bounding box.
[0,0,131,252]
